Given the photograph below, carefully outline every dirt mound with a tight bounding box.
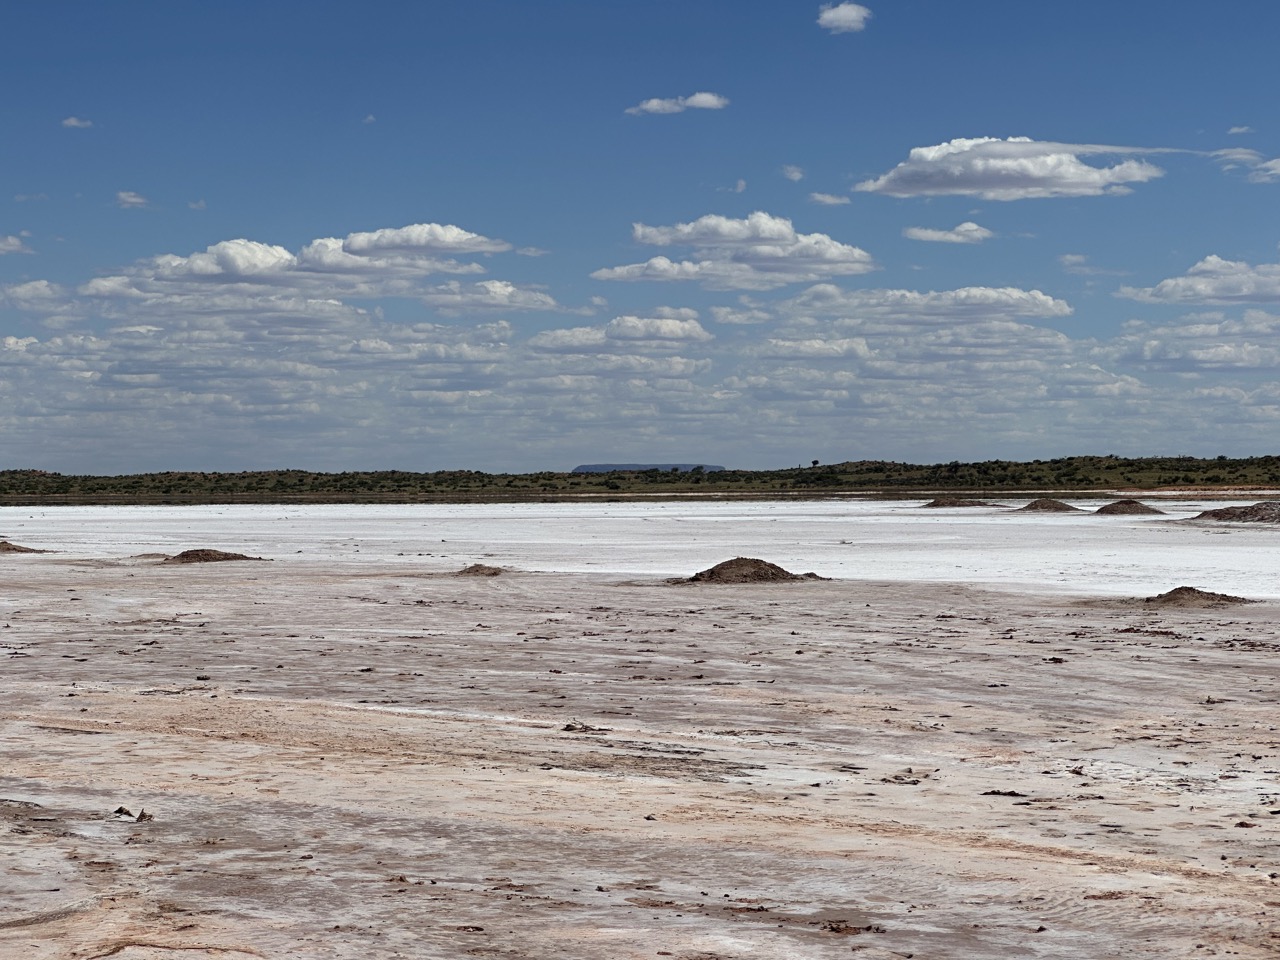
[921,498,999,508]
[162,549,266,564]
[1095,499,1165,515]
[457,563,504,577]
[1193,502,1280,523]
[1143,586,1254,607]
[680,557,825,584]
[1016,498,1082,512]
[0,540,48,553]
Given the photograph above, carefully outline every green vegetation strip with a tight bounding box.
[1,456,1277,505]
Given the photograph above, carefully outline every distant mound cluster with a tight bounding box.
[456,563,504,577]
[921,498,1000,508]
[1193,502,1280,523]
[676,557,826,584]
[1016,498,1082,512]
[1096,499,1165,515]
[0,540,48,553]
[162,549,266,564]
[1143,586,1254,607]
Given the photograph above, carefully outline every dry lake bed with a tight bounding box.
[2,502,1278,959]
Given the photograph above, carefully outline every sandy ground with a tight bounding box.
[2,551,1279,959]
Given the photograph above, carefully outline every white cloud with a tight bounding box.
[855,137,1166,200]
[818,2,872,33]
[419,279,559,313]
[709,302,774,325]
[61,116,93,128]
[116,190,149,208]
[1211,147,1280,182]
[604,316,713,342]
[902,221,993,244]
[344,222,512,256]
[782,165,805,181]
[1228,125,1253,135]
[625,91,729,116]
[1115,310,1280,371]
[809,192,850,205]
[0,235,32,255]
[363,114,376,124]
[1119,255,1280,304]
[188,199,207,210]
[782,283,1072,324]
[592,211,875,291]
[1058,253,1125,276]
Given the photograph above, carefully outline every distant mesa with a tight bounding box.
[0,540,49,553]
[1192,501,1280,523]
[675,556,827,584]
[1095,499,1164,515]
[1015,498,1082,512]
[456,563,504,577]
[1143,585,1254,607]
[162,549,267,564]
[571,463,726,473]
[920,498,1000,508]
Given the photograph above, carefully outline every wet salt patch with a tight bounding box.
[4,499,1278,598]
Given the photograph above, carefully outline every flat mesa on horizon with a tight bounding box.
[571,463,726,473]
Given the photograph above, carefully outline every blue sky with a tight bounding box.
[4,1,1280,473]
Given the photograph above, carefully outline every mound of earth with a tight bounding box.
[1143,586,1254,607]
[680,557,826,584]
[1193,502,1280,523]
[162,549,266,564]
[1016,498,1082,512]
[0,540,48,553]
[1096,499,1165,515]
[921,498,998,508]
[457,563,504,577]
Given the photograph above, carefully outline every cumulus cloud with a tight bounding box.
[343,222,512,256]
[782,283,1072,324]
[855,137,1166,200]
[61,116,93,128]
[604,315,713,342]
[782,165,805,181]
[809,192,850,205]
[1119,255,1280,304]
[625,91,729,116]
[418,279,559,313]
[116,190,149,208]
[0,235,32,255]
[818,2,872,33]
[1228,125,1253,135]
[1114,310,1280,371]
[902,221,993,244]
[592,211,875,291]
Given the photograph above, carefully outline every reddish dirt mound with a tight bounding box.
[457,563,503,577]
[1193,502,1280,523]
[162,549,266,564]
[680,557,826,584]
[1144,586,1253,607]
[1096,499,1165,515]
[921,498,999,508]
[1016,498,1082,512]
[0,540,48,553]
